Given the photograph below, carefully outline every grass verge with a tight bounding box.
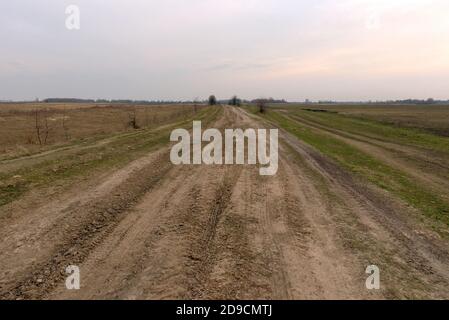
[262,110,449,230]
[290,109,449,155]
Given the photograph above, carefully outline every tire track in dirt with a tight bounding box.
[235,106,449,299]
[0,148,170,288]
[278,154,372,299]
[0,107,225,300]
[48,164,217,299]
[275,115,449,299]
[183,109,293,299]
[45,106,240,299]
[0,150,174,299]
[187,166,244,299]
[208,107,373,299]
[254,171,293,299]
[253,121,371,298]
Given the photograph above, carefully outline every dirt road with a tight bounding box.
[1,106,449,299]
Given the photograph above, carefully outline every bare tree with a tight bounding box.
[127,109,140,129]
[34,109,42,146]
[256,99,267,114]
[208,95,217,106]
[229,95,241,106]
[34,109,52,145]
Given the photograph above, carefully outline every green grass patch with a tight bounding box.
[263,110,449,229]
[291,109,449,155]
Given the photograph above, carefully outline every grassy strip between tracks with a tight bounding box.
[261,109,449,232]
[0,106,222,208]
[288,109,449,156]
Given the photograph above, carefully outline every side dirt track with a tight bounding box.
[1,105,449,299]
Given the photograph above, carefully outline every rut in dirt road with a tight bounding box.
[0,150,174,299]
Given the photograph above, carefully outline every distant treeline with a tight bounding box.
[42,98,199,104]
[221,98,288,104]
[305,99,449,105]
[41,97,289,105]
[250,98,288,104]
[389,99,449,105]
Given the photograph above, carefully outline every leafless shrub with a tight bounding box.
[33,109,52,145]
[255,99,267,114]
[229,95,241,106]
[208,95,217,106]
[34,109,43,146]
[127,109,140,129]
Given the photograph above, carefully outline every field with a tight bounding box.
[273,103,449,136]
[260,104,449,229]
[1,102,449,299]
[0,103,203,159]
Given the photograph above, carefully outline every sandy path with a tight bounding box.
[50,106,372,300]
[1,106,449,299]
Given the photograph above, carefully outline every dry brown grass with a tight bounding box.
[0,103,204,158]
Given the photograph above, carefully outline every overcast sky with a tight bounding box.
[1,0,449,101]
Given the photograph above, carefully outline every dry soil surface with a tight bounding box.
[1,106,449,300]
